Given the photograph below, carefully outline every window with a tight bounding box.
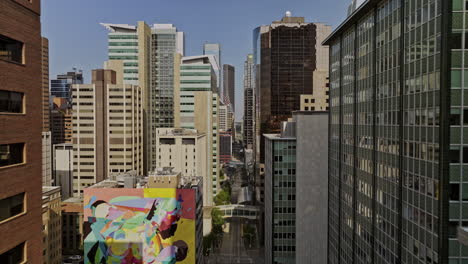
[0,242,25,263]
[450,109,461,125]
[0,90,23,113]
[450,148,460,163]
[464,109,468,124]
[0,35,23,64]
[159,138,175,145]
[0,143,24,167]
[464,147,468,163]
[450,184,460,201]
[452,32,463,50]
[0,193,25,222]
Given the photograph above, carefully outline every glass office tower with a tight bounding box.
[50,69,83,103]
[151,24,184,128]
[325,0,467,263]
[203,43,221,92]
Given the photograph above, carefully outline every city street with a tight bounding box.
[206,158,263,264]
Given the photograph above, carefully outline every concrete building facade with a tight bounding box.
[0,0,43,262]
[154,128,209,205]
[264,112,328,264]
[53,143,73,200]
[72,69,143,196]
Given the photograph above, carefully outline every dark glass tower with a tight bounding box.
[50,69,83,103]
[325,0,461,263]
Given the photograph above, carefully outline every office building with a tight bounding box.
[253,14,331,163]
[72,69,143,196]
[264,112,328,263]
[203,43,221,90]
[219,103,230,131]
[83,170,204,263]
[42,131,53,186]
[223,64,235,112]
[51,97,73,144]
[101,22,184,173]
[0,0,43,262]
[154,128,210,205]
[51,69,83,103]
[42,37,50,132]
[53,143,73,200]
[151,24,184,128]
[323,0,468,263]
[244,54,255,149]
[219,131,232,164]
[61,197,83,257]
[179,55,220,199]
[42,186,62,264]
[300,93,329,112]
[253,13,331,204]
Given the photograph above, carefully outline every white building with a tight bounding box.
[53,143,73,199]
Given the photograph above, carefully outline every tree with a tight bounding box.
[214,190,230,205]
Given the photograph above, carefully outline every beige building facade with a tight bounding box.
[42,186,62,264]
[72,69,143,196]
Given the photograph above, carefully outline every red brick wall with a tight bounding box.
[0,0,43,262]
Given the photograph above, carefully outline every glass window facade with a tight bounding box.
[326,0,456,263]
[265,136,296,264]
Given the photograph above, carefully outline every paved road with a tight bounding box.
[206,165,264,264]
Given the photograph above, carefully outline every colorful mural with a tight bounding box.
[83,188,196,264]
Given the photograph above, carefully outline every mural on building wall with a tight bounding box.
[83,188,195,264]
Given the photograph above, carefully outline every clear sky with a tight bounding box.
[42,0,351,121]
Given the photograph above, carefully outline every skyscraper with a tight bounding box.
[51,69,83,103]
[42,37,50,132]
[223,64,235,112]
[243,54,255,149]
[102,22,184,172]
[151,24,184,128]
[179,55,220,201]
[51,97,73,144]
[324,0,462,263]
[203,43,221,91]
[0,0,43,262]
[72,69,143,196]
[264,111,328,263]
[253,14,331,163]
[253,13,331,203]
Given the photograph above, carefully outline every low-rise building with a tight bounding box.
[61,197,83,257]
[83,169,203,263]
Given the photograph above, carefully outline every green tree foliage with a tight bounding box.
[214,190,230,205]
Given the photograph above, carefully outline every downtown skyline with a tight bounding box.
[41,0,350,121]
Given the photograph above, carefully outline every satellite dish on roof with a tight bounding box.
[285,11,292,17]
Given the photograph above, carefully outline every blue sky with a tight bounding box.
[42,0,351,120]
